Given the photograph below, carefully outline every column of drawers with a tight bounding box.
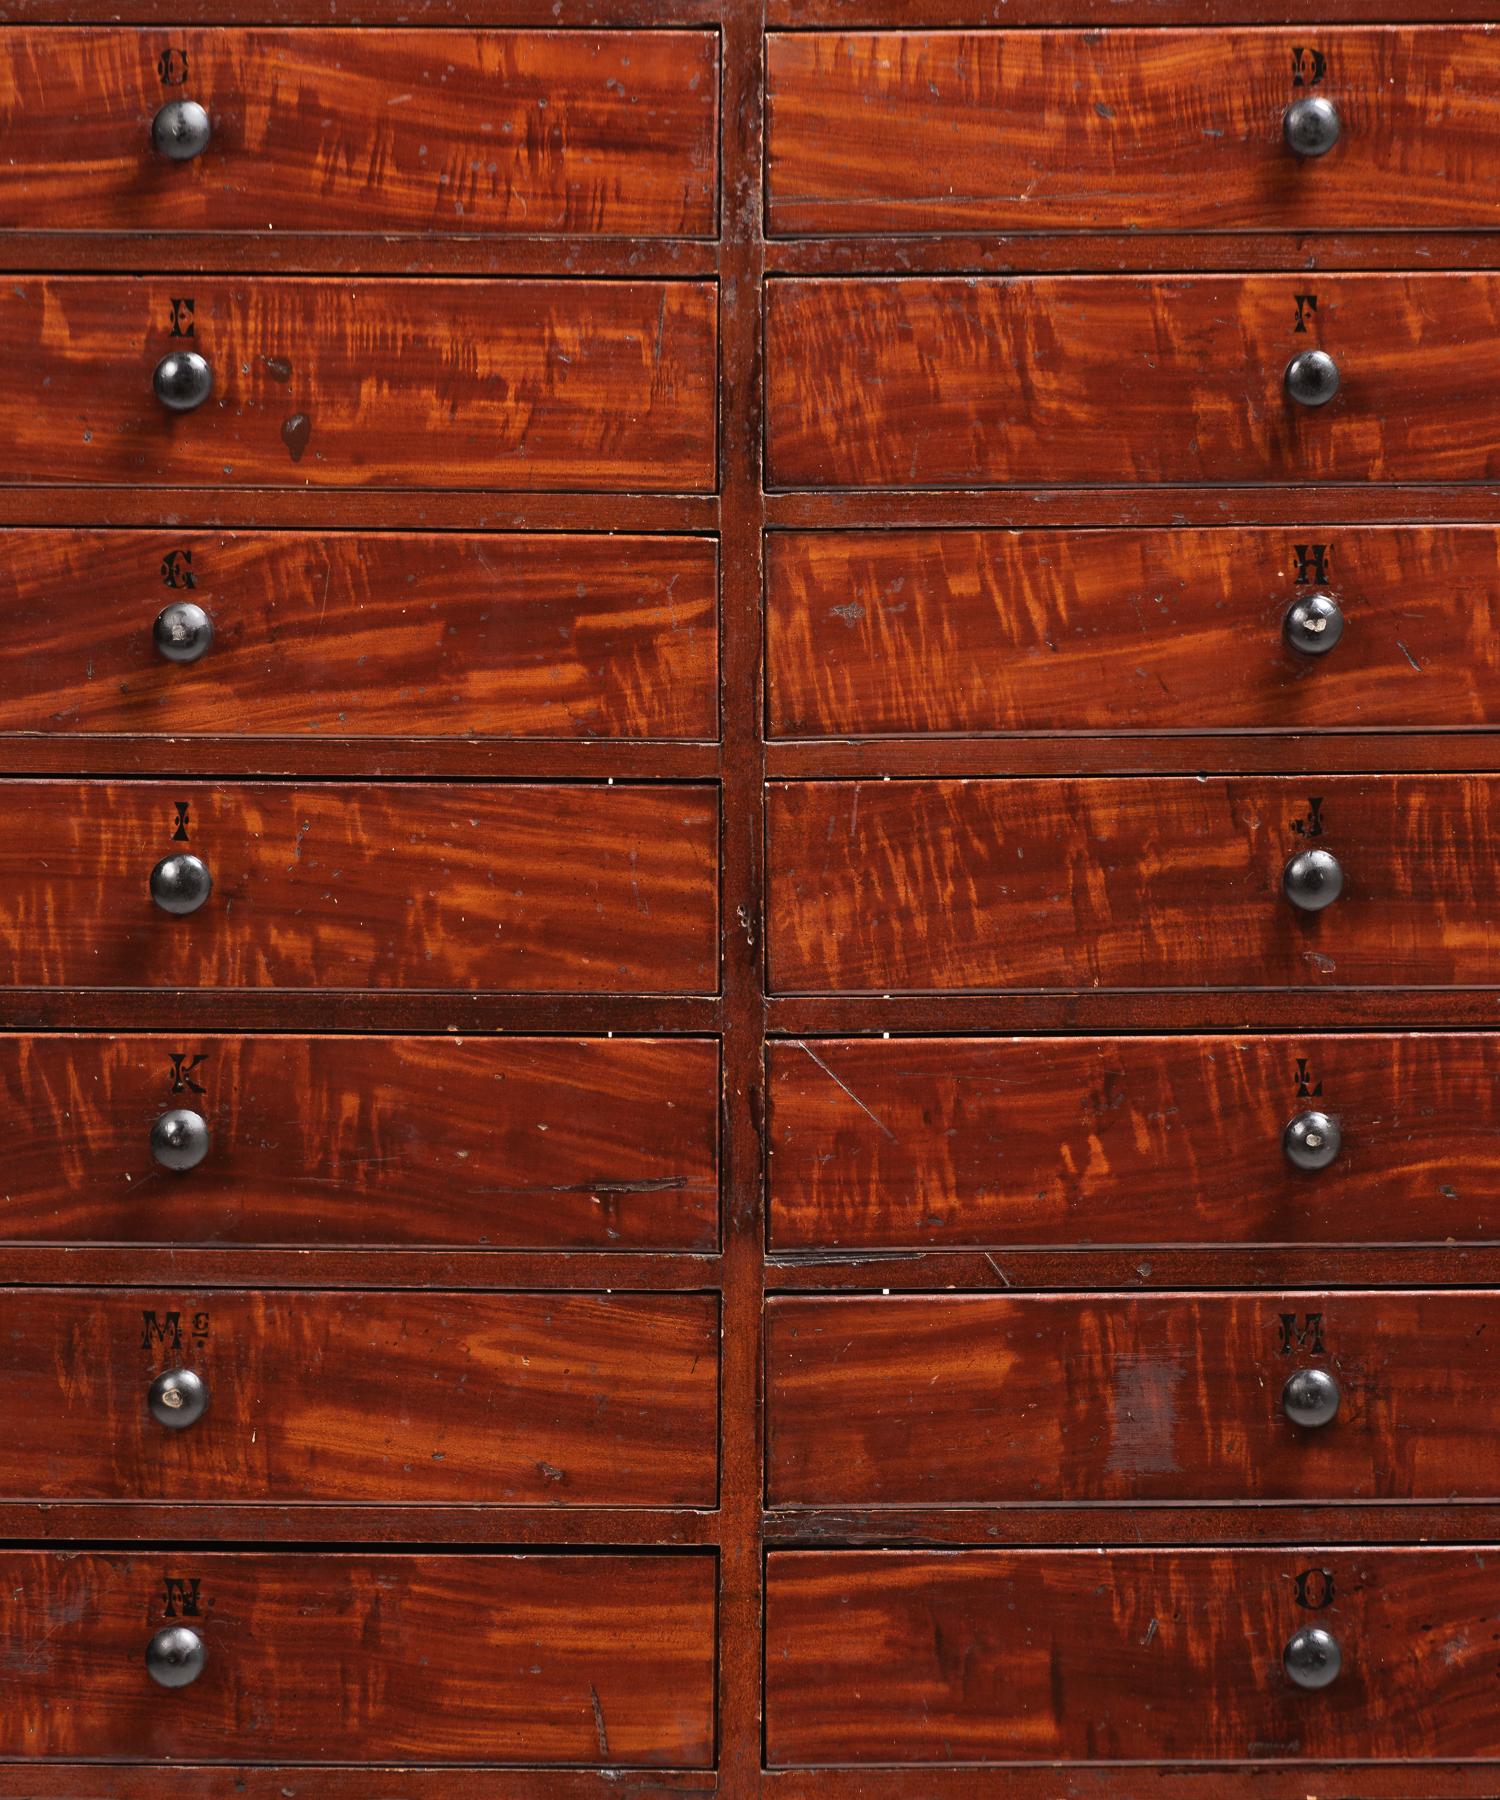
[0,22,722,1778]
[761,16,1500,1787]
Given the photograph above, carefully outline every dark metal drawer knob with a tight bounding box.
[152,99,212,162]
[153,351,213,414]
[154,601,214,665]
[146,1624,206,1688]
[150,853,212,916]
[1283,96,1342,158]
[1285,349,1340,408]
[151,1108,210,1172]
[1283,1367,1341,1429]
[1283,848,1343,913]
[1283,1108,1342,1171]
[1284,593,1344,657]
[148,1368,209,1429]
[1284,1624,1342,1690]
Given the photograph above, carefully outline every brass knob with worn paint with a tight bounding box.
[148,1368,209,1429]
[1283,848,1343,913]
[1283,96,1342,158]
[146,1624,206,1688]
[1284,593,1344,657]
[1283,1367,1341,1429]
[154,601,214,665]
[1284,1624,1342,1690]
[151,100,212,161]
[1285,349,1340,408]
[1283,1109,1342,1170]
[150,853,212,916]
[153,351,213,413]
[151,1108,210,1172]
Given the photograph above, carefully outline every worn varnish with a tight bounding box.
[766,275,1500,488]
[0,531,717,741]
[0,1034,717,1250]
[0,1287,716,1505]
[767,1290,1500,1504]
[766,527,1500,737]
[0,781,718,993]
[0,1550,715,1764]
[766,29,1500,235]
[768,776,1500,993]
[768,1033,1500,1251]
[766,1547,1500,1764]
[0,279,716,492]
[0,29,719,238]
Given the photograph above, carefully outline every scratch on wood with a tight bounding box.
[791,1039,895,1140]
[590,1682,611,1760]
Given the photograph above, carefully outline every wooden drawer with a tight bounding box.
[766,29,1500,236]
[0,29,718,239]
[0,1551,714,1764]
[766,275,1500,489]
[767,776,1497,994]
[2,1034,718,1251]
[0,1288,717,1505]
[0,530,717,742]
[766,1548,1500,1765]
[768,1034,1500,1251]
[0,781,718,994]
[767,1290,1500,1505]
[767,527,1500,737]
[0,279,716,493]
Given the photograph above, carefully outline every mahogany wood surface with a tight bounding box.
[0,1033,718,1250]
[0,1286,717,1505]
[0,279,717,493]
[0,1550,716,1765]
[766,1289,1500,1505]
[767,527,1500,737]
[765,1547,1500,1765]
[768,776,1500,994]
[766,29,1500,235]
[0,530,717,742]
[766,275,1500,490]
[0,28,719,239]
[767,1033,1500,1251]
[0,780,718,993]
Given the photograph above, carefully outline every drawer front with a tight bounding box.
[0,531,717,741]
[766,275,1500,489]
[3,1035,718,1250]
[0,781,718,994]
[768,1034,1500,1251]
[0,29,718,238]
[767,527,1500,737]
[767,29,1500,235]
[766,1548,1500,1764]
[0,1289,717,1505]
[767,1290,1500,1505]
[0,279,716,493]
[767,776,1497,993]
[0,1551,715,1764]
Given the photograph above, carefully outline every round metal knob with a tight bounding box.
[146,1624,206,1688]
[1284,95,1342,159]
[153,351,213,414]
[153,601,214,665]
[1283,1367,1341,1429]
[1283,848,1344,913]
[1285,349,1340,409]
[1283,1109,1342,1171]
[1284,1624,1342,1690]
[1284,593,1344,657]
[151,1108,210,1173]
[148,1368,209,1429]
[151,99,212,162]
[149,853,213,916]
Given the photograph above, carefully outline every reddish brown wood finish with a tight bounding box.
[0,1287,717,1505]
[0,279,716,493]
[765,276,1500,490]
[765,1547,1500,1765]
[766,527,1500,737]
[0,29,719,239]
[767,1033,1500,1251]
[768,776,1500,993]
[0,1550,715,1765]
[766,1289,1500,1505]
[0,1033,718,1250]
[0,780,717,994]
[0,530,717,742]
[766,29,1500,235]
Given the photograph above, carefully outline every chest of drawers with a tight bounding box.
[2,3,1500,1798]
